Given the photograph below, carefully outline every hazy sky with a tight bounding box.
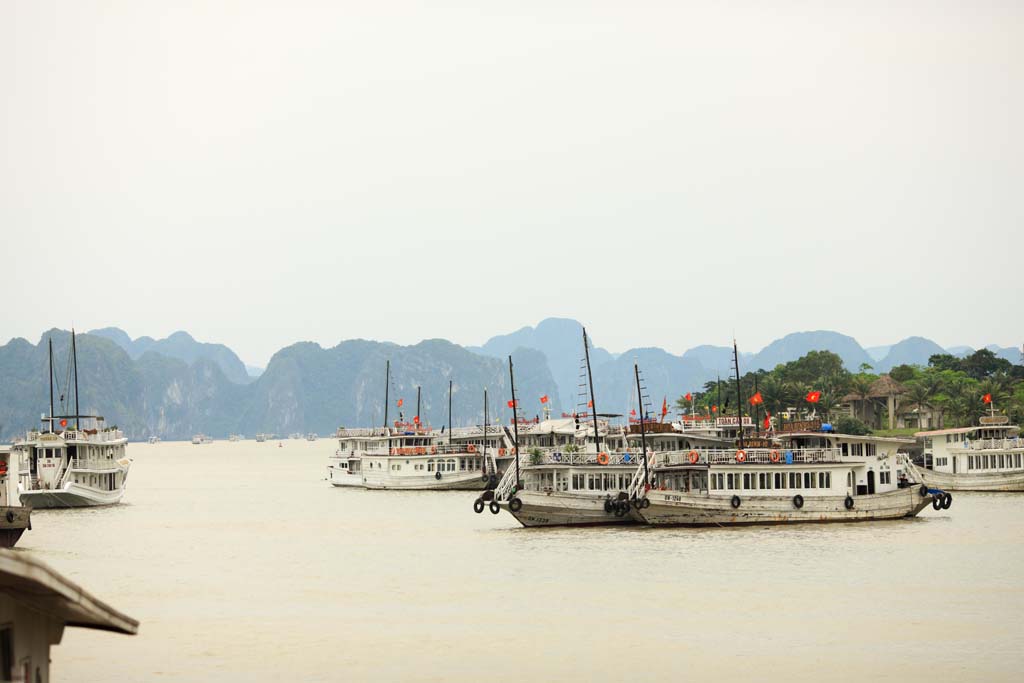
[2,1,1022,367]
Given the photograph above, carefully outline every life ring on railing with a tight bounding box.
[770,450,780,463]
[498,448,506,457]
[430,446,437,455]
[735,449,747,463]
[415,447,425,456]
[688,450,699,465]
[597,452,610,466]
[466,444,476,453]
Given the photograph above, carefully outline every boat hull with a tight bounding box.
[503,491,643,527]
[361,471,495,491]
[0,507,30,548]
[637,487,934,527]
[20,483,126,508]
[914,467,1024,492]
[327,467,364,488]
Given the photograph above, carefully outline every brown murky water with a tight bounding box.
[19,440,1024,681]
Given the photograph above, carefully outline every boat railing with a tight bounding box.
[957,438,1022,451]
[492,459,521,502]
[357,443,506,457]
[526,449,645,466]
[656,447,846,466]
[627,452,654,499]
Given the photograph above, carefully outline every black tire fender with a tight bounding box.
[641,498,651,509]
[793,494,804,509]
[604,498,614,514]
[435,471,442,480]
[473,498,485,514]
[489,500,501,515]
[509,497,523,512]
[932,496,943,510]
[844,495,854,510]
[919,484,930,498]
[731,495,741,509]
[942,492,953,510]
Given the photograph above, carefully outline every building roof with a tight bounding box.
[0,550,138,635]
[914,427,975,438]
[868,375,907,398]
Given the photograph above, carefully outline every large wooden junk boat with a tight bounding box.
[913,414,1024,492]
[13,332,131,508]
[630,341,943,526]
[0,447,31,547]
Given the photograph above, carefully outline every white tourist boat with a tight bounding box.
[0,447,31,547]
[147,435,160,444]
[13,331,132,509]
[306,433,318,441]
[330,423,514,490]
[914,414,1024,491]
[191,434,213,445]
[255,433,272,443]
[228,434,244,442]
[631,422,942,526]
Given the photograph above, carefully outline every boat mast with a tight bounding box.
[483,389,489,474]
[634,363,649,488]
[71,328,80,430]
[416,386,421,427]
[753,374,760,436]
[509,356,521,489]
[448,380,453,444]
[583,327,601,453]
[383,360,390,428]
[48,337,55,433]
[733,339,744,451]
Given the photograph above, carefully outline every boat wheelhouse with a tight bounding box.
[914,415,1024,492]
[0,447,31,547]
[632,424,942,526]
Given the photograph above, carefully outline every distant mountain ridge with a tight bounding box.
[89,327,251,385]
[1,321,1018,441]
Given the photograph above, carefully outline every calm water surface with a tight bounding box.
[19,440,1024,681]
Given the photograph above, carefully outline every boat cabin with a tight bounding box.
[916,416,1022,474]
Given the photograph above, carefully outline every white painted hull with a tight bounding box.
[504,491,643,527]
[915,467,1024,492]
[20,482,126,508]
[361,470,494,491]
[327,466,364,488]
[637,486,934,526]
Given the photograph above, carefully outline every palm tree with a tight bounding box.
[848,375,874,425]
[905,382,933,430]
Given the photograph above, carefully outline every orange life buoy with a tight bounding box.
[735,449,747,463]
[430,446,437,455]
[597,452,610,466]
[466,444,476,453]
[415,446,425,455]
[498,448,506,457]
[688,450,699,465]
[770,450,780,463]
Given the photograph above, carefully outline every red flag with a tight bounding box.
[983,393,992,404]
[806,391,821,403]
[540,395,549,404]
[397,398,404,408]
[630,409,636,416]
[587,400,593,408]
[507,400,518,409]
[763,413,771,430]
[684,392,692,402]
[712,405,718,413]
[661,397,669,417]
[749,392,763,406]
[59,419,67,428]
[413,415,420,424]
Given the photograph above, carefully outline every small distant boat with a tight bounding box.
[255,433,271,443]
[306,433,318,442]
[147,436,161,444]
[289,433,302,440]
[191,434,213,445]
[228,434,244,442]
